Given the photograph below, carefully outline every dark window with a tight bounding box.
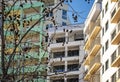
[102,27,104,36]
[105,2,108,13]
[102,65,104,74]
[62,22,66,26]
[111,30,116,40]
[106,80,109,82]
[118,68,120,78]
[105,40,109,51]
[68,50,79,57]
[111,73,116,82]
[53,52,65,58]
[46,24,53,29]
[56,37,65,43]
[67,78,78,82]
[105,21,108,32]
[105,60,109,70]
[74,34,84,41]
[111,50,116,64]
[53,79,64,82]
[53,65,65,72]
[102,46,104,55]
[102,9,104,18]
[67,64,79,71]
[62,10,67,19]
[111,8,116,19]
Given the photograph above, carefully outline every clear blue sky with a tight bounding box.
[67,0,94,24]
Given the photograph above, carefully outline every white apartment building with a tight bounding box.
[101,0,120,82]
[43,0,70,29]
[84,0,120,82]
[47,24,85,82]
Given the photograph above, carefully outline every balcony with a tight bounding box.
[84,38,91,50]
[90,26,101,39]
[83,56,90,65]
[88,37,101,58]
[89,54,101,74]
[111,46,120,67]
[89,19,101,39]
[84,73,91,81]
[84,54,101,80]
[111,1,120,23]
[111,21,120,44]
[111,0,118,2]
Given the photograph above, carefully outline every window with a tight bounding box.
[62,10,67,19]
[74,34,84,41]
[53,51,65,58]
[102,27,104,36]
[102,65,104,74]
[118,68,120,79]
[105,60,109,70]
[53,79,64,82]
[53,65,65,72]
[111,73,116,82]
[105,2,108,13]
[46,24,53,29]
[68,50,79,57]
[62,22,66,26]
[105,21,108,32]
[102,9,104,18]
[67,78,79,82]
[56,37,65,43]
[111,8,116,19]
[105,40,109,51]
[111,50,116,64]
[67,64,79,71]
[102,46,104,55]
[106,80,109,82]
[111,30,116,40]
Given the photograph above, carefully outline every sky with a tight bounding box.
[67,0,94,24]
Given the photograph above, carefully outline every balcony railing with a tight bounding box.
[68,50,79,57]
[89,54,101,73]
[53,65,65,73]
[111,1,120,23]
[84,54,101,81]
[111,0,118,2]
[67,78,79,82]
[89,19,100,37]
[53,52,65,58]
[111,21,120,44]
[88,37,101,58]
[111,45,120,67]
[67,64,79,71]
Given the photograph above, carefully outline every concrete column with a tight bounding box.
[65,61,67,72]
[64,77,67,82]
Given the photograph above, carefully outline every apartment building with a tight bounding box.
[101,0,120,82]
[43,0,70,29]
[47,24,85,82]
[83,0,102,82]
[84,0,120,82]
[0,1,48,81]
